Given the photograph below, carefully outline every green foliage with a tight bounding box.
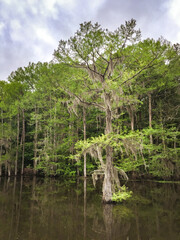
[112,185,133,203]
[0,19,179,182]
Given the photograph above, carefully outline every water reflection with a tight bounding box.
[0,177,180,240]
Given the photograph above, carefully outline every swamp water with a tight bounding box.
[0,177,180,240]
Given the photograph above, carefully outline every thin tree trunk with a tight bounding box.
[53,103,57,162]
[174,135,178,160]
[8,119,12,177]
[127,106,134,131]
[33,106,38,175]
[160,101,166,152]
[21,109,25,175]
[0,108,3,176]
[83,107,87,178]
[131,109,134,131]
[15,112,20,176]
[148,93,153,144]
[7,161,11,177]
[69,112,74,154]
[4,159,8,176]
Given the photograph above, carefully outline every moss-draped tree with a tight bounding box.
[53,19,174,202]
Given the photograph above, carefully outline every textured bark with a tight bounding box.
[102,94,114,203]
[103,145,114,202]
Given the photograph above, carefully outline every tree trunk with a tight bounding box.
[15,112,20,176]
[102,95,114,203]
[33,106,38,175]
[148,93,153,144]
[0,108,3,176]
[83,107,87,178]
[103,145,114,202]
[131,109,134,131]
[160,101,166,152]
[127,106,134,131]
[53,103,57,162]
[4,159,7,176]
[21,109,25,175]
[49,93,52,145]
[7,161,11,177]
[69,112,74,154]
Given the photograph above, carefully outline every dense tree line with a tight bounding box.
[0,19,179,202]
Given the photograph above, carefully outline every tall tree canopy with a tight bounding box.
[53,19,179,202]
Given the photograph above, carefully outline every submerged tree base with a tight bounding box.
[92,166,131,203]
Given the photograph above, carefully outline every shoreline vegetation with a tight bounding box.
[0,19,179,202]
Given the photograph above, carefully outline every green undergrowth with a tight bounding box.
[112,185,133,203]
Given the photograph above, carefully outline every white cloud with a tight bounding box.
[0,22,5,35]
[10,20,22,42]
[168,0,180,26]
[34,27,57,46]
[166,0,180,42]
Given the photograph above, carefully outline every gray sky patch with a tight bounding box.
[0,0,179,80]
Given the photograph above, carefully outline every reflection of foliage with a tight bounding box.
[129,194,151,205]
[113,205,134,219]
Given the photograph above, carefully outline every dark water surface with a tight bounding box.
[0,177,180,240]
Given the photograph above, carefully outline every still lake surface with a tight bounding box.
[0,177,180,240]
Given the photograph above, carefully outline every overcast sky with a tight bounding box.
[0,0,180,80]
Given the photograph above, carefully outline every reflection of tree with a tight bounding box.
[29,176,36,239]
[8,177,17,240]
[15,176,23,239]
[83,178,86,240]
[103,204,132,240]
[0,178,180,239]
[126,181,180,240]
[103,204,113,240]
